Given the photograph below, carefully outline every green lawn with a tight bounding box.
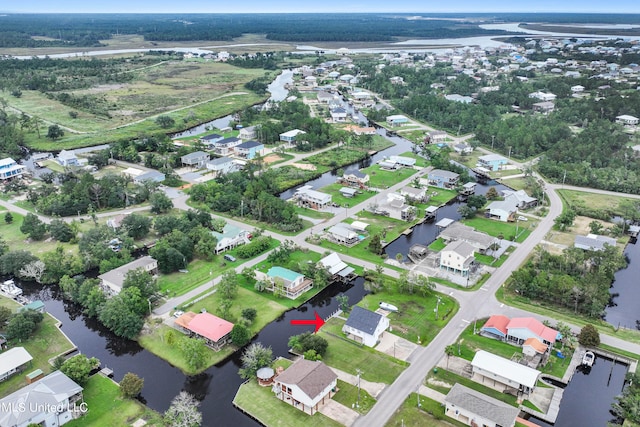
[386,394,467,427]
[66,375,163,427]
[319,318,408,384]
[428,238,446,251]
[319,183,378,208]
[0,212,78,255]
[456,319,523,362]
[462,216,533,243]
[558,189,639,215]
[474,252,508,267]
[363,165,419,189]
[540,346,574,379]
[423,187,459,206]
[0,298,76,397]
[332,379,375,414]
[233,379,343,427]
[357,289,458,346]
[293,206,334,220]
[425,369,518,407]
[398,151,429,167]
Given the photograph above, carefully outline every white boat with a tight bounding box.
[1,279,23,298]
[582,351,595,367]
[379,302,399,312]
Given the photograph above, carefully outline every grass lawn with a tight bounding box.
[66,374,163,427]
[318,183,378,208]
[428,238,446,251]
[363,165,419,189]
[233,379,343,427]
[540,347,574,379]
[293,206,334,220]
[558,189,639,215]
[423,187,459,206]
[474,252,508,267]
[319,318,408,384]
[332,379,375,414]
[357,289,458,346]
[425,369,518,407]
[0,212,78,255]
[0,299,76,397]
[462,216,533,243]
[386,394,467,427]
[398,151,429,167]
[522,399,542,412]
[500,177,528,191]
[456,319,523,361]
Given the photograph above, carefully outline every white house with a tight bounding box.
[528,91,557,102]
[294,186,332,210]
[0,347,33,382]
[318,252,355,281]
[330,107,348,122]
[212,223,251,254]
[616,115,639,126]
[486,199,518,222]
[342,306,389,347]
[0,370,84,427]
[256,266,312,299]
[386,115,409,127]
[57,150,79,167]
[206,157,239,177]
[444,383,520,427]
[440,240,475,277]
[273,359,338,415]
[471,350,541,397]
[239,125,259,140]
[0,158,26,180]
[98,256,158,296]
[327,223,360,246]
[280,129,307,145]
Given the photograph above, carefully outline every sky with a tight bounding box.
[5,0,640,14]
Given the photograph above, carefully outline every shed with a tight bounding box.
[25,369,44,384]
[20,300,45,313]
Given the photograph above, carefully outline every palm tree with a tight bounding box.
[445,344,456,369]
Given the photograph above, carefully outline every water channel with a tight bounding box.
[606,240,640,330]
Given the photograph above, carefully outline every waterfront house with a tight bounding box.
[0,347,33,382]
[399,186,428,202]
[444,383,519,427]
[485,199,518,222]
[480,315,510,340]
[426,130,447,144]
[522,337,548,358]
[239,125,258,140]
[0,370,84,427]
[206,156,238,177]
[211,223,251,254]
[327,223,360,247]
[502,189,538,209]
[376,193,416,221]
[385,115,409,127]
[200,133,224,148]
[318,252,355,282]
[342,170,369,188]
[181,151,210,168]
[20,300,45,313]
[339,187,357,198]
[532,101,555,114]
[211,137,242,155]
[175,311,233,350]
[273,359,338,415]
[56,150,79,167]
[0,158,26,180]
[439,240,475,277]
[342,306,389,347]
[438,222,496,254]
[256,266,313,299]
[506,317,558,347]
[316,91,337,104]
[477,154,508,171]
[234,140,264,160]
[453,143,473,154]
[574,234,618,251]
[294,186,332,210]
[133,170,165,185]
[98,256,158,296]
[388,155,417,168]
[427,169,460,189]
[471,350,540,397]
[280,129,306,145]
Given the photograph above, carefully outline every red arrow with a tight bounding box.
[290,311,325,333]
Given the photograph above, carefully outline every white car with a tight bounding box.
[173,310,184,318]
[517,216,528,221]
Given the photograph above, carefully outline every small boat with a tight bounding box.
[582,351,595,367]
[1,279,23,298]
[379,302,399,312]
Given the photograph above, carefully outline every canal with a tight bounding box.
[606,240,640,330]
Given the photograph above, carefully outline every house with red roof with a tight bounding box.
[506,317,558,348]
[523,338,548,358]
[480,315,510,340]
[174,311,234,350]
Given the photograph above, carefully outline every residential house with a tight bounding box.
[174,311,233,350]
[388,156,417,168]
[438,222,496,253]
[239,125,259,140]
[20,300,45,313]
[273,359,338,415]
[339,187,357,198]
[523,337,548,358]
[532,101,555,114]
[0,370,84,427]
[98,256,158,296]
[0,347,33,382]
[280,129,306,145]
[234,140,264,160]
[330,107,348,122]
[503,189,538,209]
[294,186,332,210]
[480,315,510,341]
[327,223,360,246]
[399,186,428,202]
[316,91,337,104]
[318,252,355,282]
[506,317,558,347]
[378,159,399,170]
[445,94,474,104]
[616,115,639,126]
[389,76,404,85]
[347,125,376,135]
[206,157,238,177]
[211,223,251,254]
[133,170,165,185]
[342,170,369,188]
[199,133,224,148]
[257,266,313,299]
[376,193,416,221]
[386,115,409,127]
[571,85,585,93]
[427,169,460,189]
[471,350,541,397]
[181,151,210,168]
[304,75,317,87]
[477,154,509,171]
[440,240,475,277]
[444,383,520,427]
[351,91,372,104]
[485,198,518,222]
[342,306,389,347]
[574,234,618,251]
[211,137,242,155]
[57,150,79,167]
[0,158,26,180]
[453,143,473,154]
[528,91,557,102]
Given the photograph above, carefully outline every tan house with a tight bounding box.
[273,359,338,415]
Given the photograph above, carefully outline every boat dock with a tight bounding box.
[521,388,564,424]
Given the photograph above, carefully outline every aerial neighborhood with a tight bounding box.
[1,11,640,427]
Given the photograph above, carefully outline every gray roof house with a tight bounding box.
[439,222,496,253]
[444,383,520,427]
[427,169,460,189]
[574,234,618,251]
[342,306,389,347]
[503,189,538,209]
[206,156,239,177]
[273,359,338,415]
[0,347,33,382]
[0,370,84,427]
[181,151,210,168]
[57,150,79,167]
[133,170,165,184]
[98,256,158,295]
[327,223,359,246]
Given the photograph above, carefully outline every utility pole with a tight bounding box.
[356,369,362,408]
[434,297,442,320]
[491,135,495,150]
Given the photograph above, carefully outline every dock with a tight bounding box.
[520,388,563,424]
[100,367,114,377]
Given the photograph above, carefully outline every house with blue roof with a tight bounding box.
[199,133,224,148]
[342,306,389,347]
[234,140,264,160]
[257,266,313,299]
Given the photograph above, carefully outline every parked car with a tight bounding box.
[224,254,236,262]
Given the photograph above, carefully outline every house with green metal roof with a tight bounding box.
[256,266,313,299]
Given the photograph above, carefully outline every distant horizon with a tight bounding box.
[6,1,640,14]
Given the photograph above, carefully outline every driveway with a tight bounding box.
[374,331,418,362]
[318,400,359,427]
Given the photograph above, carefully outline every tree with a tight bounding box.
[149,192,173,214]
[457,204,476,219]
[19,260,46,283]
[121,214,152,240]
[466,195,487,210]
[368,234,383,255]
[241,308,257,323]
[48,218,75,242]
[6,310,43,341]
[336,294,350,312]
[288,332,329,356]
[98,291,144,339]
[486,186,499,200]
[589,220,604,235]
[122,267,158,299]
[578,324,600,347]
[20,213,47,240]
[0,306,12,326]
[218,271,238,300]
[304,349,322,361]
[164,391,202,427]
[179,337,208,371]
[4,212,13,224]
[231,324,251,347]
[120,372,144,398]
[445,344,456,369]
[46,124,64,140]
[612,371,640,424]
[60,354,99,386]
[239,342,273,379]
[0,250,38,277]
[554,209,576,231]
[0,237,6,257]
[155,115,175,129]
